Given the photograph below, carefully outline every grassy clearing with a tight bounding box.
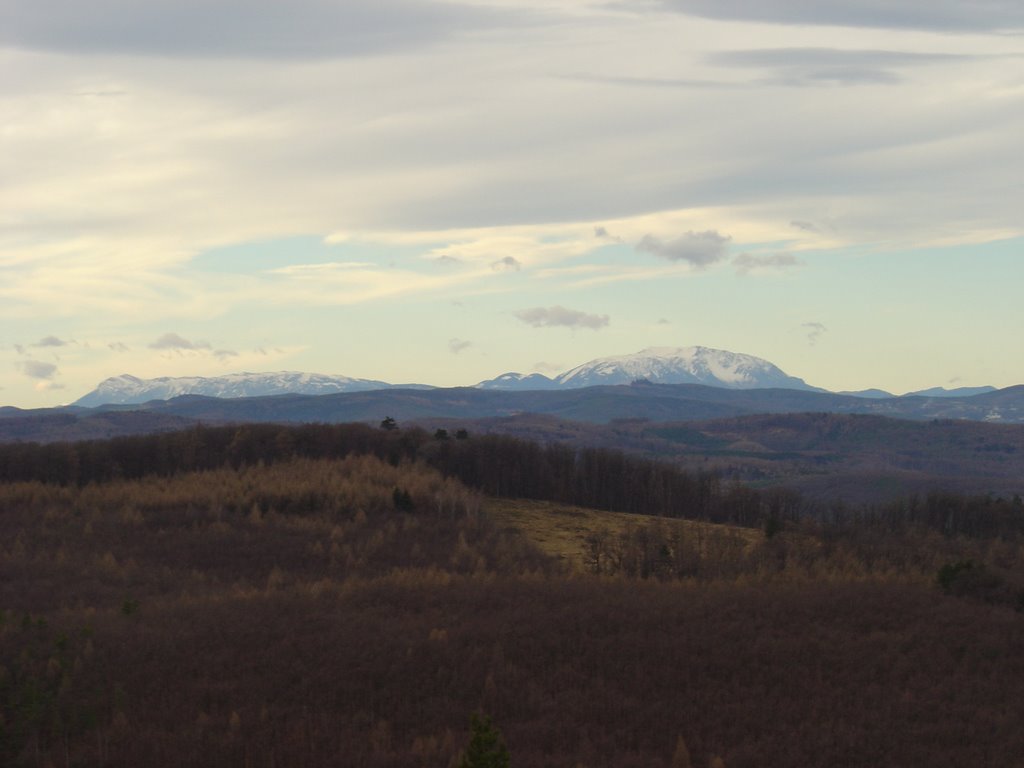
[484,497,763,570]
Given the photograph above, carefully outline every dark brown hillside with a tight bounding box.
[2,429,1024,767]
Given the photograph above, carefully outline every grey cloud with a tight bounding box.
[734,252,803,274]
[790,220,819,232]
[108,342,130,353]
[802,321,827,345]
[636,230,731,267]
[657,318,672,325]
[448,338,472,354]
[491,256,522,272]
[33,335,69,347]
[19,360,59,380]
[659,1,1024,34]
[14,344,25,356]
[708,48,967,87]
[214,349,239,361]
[148,332,210,351]
[434,255,462,266]
[594,226,623,243]
[514,306,609,330]
[0,0,507,60]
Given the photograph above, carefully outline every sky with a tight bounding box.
[2,0,1023,407]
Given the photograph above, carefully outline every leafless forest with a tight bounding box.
[2,424,1023,767]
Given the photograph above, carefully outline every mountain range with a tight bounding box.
[3,345,1019,507]
[73,371,403,408]
[73,345,983,407]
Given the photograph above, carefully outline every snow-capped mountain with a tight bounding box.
[475,372,560,391]
[75,347,831,407]
[73,372,396,407]
[549,346,820,391]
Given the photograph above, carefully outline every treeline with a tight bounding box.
[0,423,779,528]
[1,421,1022,538]
[833,489,1024,539]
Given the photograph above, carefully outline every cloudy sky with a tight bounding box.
[2,0,1022,406]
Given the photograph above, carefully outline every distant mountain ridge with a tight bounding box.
[904,386,997,398]
[72,346,994,407]
[73,371,403,407]
[9,381,1024,444]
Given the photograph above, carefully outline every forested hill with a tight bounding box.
[2,421,1023,540]
[5,382,1024,446]
[4,422,1024,767]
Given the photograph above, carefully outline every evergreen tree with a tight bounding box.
[458,713,510,768]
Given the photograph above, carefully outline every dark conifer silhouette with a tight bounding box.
[458,713,510,768]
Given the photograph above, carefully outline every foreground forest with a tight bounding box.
[2,423,1024,767]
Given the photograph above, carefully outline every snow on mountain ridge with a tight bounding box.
[475,372,560,391]
[74,371,394,407]
[76,346,822,407]
[553,346,814,390]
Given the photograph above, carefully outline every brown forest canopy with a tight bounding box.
[1,428,1024,767]
[1,421,1023,538]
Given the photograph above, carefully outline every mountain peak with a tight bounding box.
[552,346,819,391]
